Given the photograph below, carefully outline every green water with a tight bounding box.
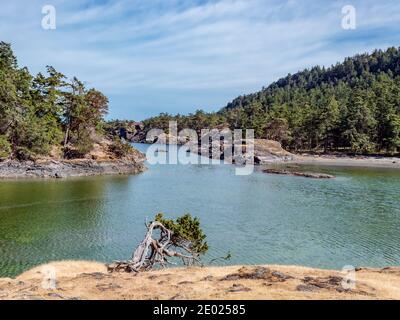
[0,144,400,277]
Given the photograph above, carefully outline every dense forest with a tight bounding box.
[3,41,399,158]
[142,47,400,154]
[0,42,115,161]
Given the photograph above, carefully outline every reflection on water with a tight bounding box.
[0,143,399,277]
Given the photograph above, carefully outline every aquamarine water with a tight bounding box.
[0,144,399,277]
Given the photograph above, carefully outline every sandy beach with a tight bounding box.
[290,154,400,169]
[1,261,400,300]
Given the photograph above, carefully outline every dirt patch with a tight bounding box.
[221,266,293,282]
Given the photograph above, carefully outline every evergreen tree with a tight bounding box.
[0,42,110,160]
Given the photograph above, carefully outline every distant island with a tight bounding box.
[0,42,145,178]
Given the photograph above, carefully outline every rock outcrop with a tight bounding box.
[263,168,335,179]
[0,158,146,179]
[251,139,295,164]
[196,138,296,164]
[126,122,295,165]
[0,140,146,179]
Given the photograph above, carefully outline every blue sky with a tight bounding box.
[1,0,400,120]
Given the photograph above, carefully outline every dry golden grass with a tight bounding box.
[1,261,400,300]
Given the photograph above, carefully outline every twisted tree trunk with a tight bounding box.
[108,221,200,273]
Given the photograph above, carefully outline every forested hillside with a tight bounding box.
[5,38,397,156]
[0,42,119,161]
[143,47,400,154]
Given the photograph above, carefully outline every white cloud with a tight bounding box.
[1,0,399,119]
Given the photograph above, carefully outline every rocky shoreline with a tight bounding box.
[109,122,400,169]
[0,159,146,179]
[263,168,335,179]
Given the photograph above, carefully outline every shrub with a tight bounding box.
[64,130,94,159]
[0,135,11,160]
[108,138,132,158]
[16,115,63,157]
[74,135,94,156]
[15,147,35,161]
[155,213,209,254]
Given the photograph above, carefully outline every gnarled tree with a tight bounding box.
[108,213,208,273]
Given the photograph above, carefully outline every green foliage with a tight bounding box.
[14,147,35,161]
[2,40,400,157]
[108,138,133,158]
[74,135,94,156]
[142,111,227,137]
[63,129,94,159]
[17,114,63,155]
[0,42,17,70]
[0,135,11,160]
[141,46,400,155]
[0,42,109,160]
[220,47,400,154]
[264,118,291,144]
[209,251,232,265]
[155,213,209,254]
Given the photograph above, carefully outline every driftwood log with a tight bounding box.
[108,221,201,273]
